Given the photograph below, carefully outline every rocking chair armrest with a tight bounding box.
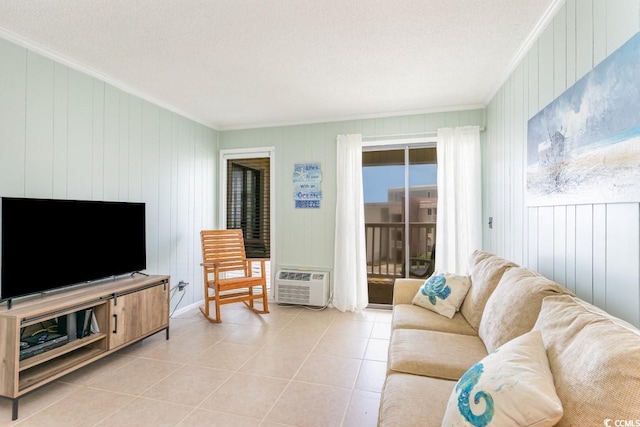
[200,262,219,267]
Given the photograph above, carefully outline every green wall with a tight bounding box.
[484,0,640,326]
[220,110,485,276]
[0,37,219,313]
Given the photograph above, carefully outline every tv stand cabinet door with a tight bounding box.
[108,282,169,350]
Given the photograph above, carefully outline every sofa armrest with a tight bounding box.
[393,279,425,305]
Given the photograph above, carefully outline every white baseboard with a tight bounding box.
[171,299,204,317]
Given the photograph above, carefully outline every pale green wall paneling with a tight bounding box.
[566,0,577,87]
[574,204,594,303]
[142,101,161,275]
[103,84,120,201]
[0,37,218,313]
[553,5,567,99]
[25,52,54,198]
[118,92,130,201]
[553,206,566,285]
[575,0,594,80]
[0,38,26,196]
[565,205,576,293]
[67,68,94,200]
[91,80,105,201]
[606,203,640,326]
[219,110,485,275]
[128,97,143,202]
[485,0,640,326]
[52,63,68,199]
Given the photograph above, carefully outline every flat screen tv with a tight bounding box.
[1,197,146,304]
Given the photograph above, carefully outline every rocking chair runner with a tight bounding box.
[199,229,269,323]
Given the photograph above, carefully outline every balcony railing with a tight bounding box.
[365,222,436,280]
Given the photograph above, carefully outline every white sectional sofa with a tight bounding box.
[378,250,640,426]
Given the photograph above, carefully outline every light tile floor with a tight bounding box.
[0,301,392,427]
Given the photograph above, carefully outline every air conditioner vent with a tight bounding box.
[275,269,329,306]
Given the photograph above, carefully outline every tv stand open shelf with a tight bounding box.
[0,275,170,421]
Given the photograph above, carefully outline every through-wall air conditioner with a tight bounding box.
[275,269,330,306]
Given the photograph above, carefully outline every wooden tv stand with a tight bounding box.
[0,275,170,420]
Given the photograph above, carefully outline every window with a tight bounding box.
[226,158,270,258]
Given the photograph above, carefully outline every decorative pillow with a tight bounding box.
[412,272,471,319]
[442,331,563,427]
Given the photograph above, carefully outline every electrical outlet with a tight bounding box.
[177,281,189,291]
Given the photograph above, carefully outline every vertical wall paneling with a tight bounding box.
[565,205,577,293]
[575,0,594,80]
[605,203,640,325]
[485,1,640,326]
[118,92,130,201]
[103,84,120,200]
[157,108,173,277]
[91,80,105,200]
[553,4,567,98]
[527,208,539,271]
[141,101,160,274]
[537,25,555,110]
[575,205,594,303]
[565,0,577,87]
[592,204,607,308]
[537,207,554,279]
[0,37,217,312]
[52,63,68,199]
[128,97,143,201]
[66,69,94,199]
[25,52,54,198]
[593,0,608,65]
[512,62,525,265]
[553,206,567,285]
[0,37,26,196]
[606,0,640,54]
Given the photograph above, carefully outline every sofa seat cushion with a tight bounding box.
[533,295,640,426]
[479,267,573,352]
[389,329,488,380]
[392,304,478,335]
[460,251,518,330]
[379,372,455,427]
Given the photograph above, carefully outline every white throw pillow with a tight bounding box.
[442,331,563,427]
[412,272,471,318]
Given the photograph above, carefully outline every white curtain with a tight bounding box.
[435,126,482,274]
[333,134,368,312]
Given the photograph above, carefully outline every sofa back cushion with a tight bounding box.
[459,250,517,330]
[533,295,640,426]
[478,267,572,352]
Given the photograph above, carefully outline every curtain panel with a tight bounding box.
[435,126,482,274]
[333,134,368,312]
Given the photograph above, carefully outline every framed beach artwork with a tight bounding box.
[527,31,640,206]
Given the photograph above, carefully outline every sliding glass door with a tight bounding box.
[363,145,437,305]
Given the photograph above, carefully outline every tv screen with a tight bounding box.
[1,197,146,302]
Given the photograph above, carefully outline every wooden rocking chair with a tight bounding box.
[199,229,269,323]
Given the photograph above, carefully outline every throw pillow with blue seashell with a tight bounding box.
[441,331,563,427]
[412,272,471,318]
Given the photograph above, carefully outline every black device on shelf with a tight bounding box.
[0,197,146,305]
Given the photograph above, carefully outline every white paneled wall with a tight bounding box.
[484,0,640,326]
[220,110,486,281]
[0,37,218,313]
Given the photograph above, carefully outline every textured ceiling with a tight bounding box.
[0,0,559,130]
